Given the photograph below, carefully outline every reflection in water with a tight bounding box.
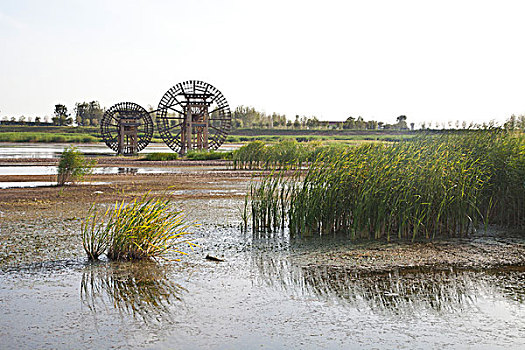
[80,261,185,323]
[117,167,138,175]
[253,254,525,315]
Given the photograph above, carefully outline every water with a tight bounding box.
[0,143,240,158]
[1,224,524,349]
[0,165,225,189]
[0,161,523,349]
[0,181,109,189]
[0,165,211,176]
[0,143,125,158]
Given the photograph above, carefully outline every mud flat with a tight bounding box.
[292,234,525,272]
[0,156,524,349]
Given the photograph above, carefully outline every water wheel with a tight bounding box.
[156,80,232,154]
[100,102,154,155]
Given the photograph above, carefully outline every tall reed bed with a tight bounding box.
[232,140,345,170]
[249,131,525,240]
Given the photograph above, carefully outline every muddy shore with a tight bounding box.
[1,156,525,271]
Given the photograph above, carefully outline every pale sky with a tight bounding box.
[1,0,525,125]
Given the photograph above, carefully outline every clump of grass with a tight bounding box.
[57,146,96,186]
[143,152,179,161]
[248,131,525,240]
[81,194,196,261]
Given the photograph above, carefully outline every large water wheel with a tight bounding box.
[156,80,232,154]
[100,102,153,155]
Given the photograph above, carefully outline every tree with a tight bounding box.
[52,104,72,126]
[306,116,320,129]
[396,115,408,129]
[75,102,89,125]
[355,116,366,130]
[75,101,104,126]
[88,101,104,126]
[293,115,300,129]
[504,114,518,130]
[344,116,355,129]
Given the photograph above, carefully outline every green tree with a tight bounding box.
[396,115,408,130]
[75,101,104,126]
[75,102,89,125]
[306,116,320,129]
[88,101,104,126]
[52,104,72,126]
[293,115,301,129]
[344,116,355,129]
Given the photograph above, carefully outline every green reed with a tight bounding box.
[249,172,290,233]
[248,131,525,240]
[81,193,196,260]
[232,140,345,170]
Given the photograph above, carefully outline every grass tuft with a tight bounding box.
[81,193,196,260]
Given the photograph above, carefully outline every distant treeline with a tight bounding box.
[231,105,409,130]
[3,102,525,131]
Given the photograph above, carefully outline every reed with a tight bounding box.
[143,152,179,161]
[185,149,232,160]
[248,131,525,240]
[81,194,195,260]
[249,172,290,232]
[232,140,346,170]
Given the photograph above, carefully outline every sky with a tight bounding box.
[1,0,525,125]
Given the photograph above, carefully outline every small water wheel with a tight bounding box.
[156,80,232,154]
[100,102,154,155]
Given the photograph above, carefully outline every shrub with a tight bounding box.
[81,194,195,261]
[57,146,95,186]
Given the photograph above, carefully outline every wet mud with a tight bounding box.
[0,156,524,349]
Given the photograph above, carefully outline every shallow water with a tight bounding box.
[1,222,524,349]
[0,165,217,176]
[0,143,240,158]
[0,171,524,349]
[0,181,110,189]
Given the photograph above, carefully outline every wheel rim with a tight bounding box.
[100,102,153,153]
[156,80,232,153]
